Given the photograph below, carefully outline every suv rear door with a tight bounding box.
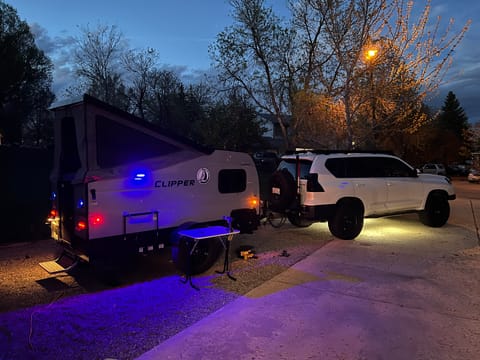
[325,157,388,214]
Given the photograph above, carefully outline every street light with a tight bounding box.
[365,48,378,61]
[364,45,378,147]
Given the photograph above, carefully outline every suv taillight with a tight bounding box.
[306,173,324,192]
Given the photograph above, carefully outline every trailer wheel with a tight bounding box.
[171,223,223,275]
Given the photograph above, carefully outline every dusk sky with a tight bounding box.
[8,0,480,122]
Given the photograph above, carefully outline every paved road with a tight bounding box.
[453,177,480,200]
[138,180,480,360]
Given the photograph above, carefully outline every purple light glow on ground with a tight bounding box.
[0,274,239,359]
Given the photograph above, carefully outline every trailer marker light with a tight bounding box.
[248,196,259,208]
[90,214,104,226]
[47,209,58,221]
[76,220,87,231]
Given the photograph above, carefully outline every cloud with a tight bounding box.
[29,22,76,54]
[28,23,78,97]
[423,1,480,123]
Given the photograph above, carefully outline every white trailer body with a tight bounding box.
[47,95,260,274]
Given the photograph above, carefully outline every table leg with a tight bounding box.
[180,238,200,290]
[216,237,236,281]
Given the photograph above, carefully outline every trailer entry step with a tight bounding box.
[39,251,79,274]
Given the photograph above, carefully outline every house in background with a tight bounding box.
[256,113,291,154]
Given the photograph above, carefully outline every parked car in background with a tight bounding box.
[421,163,447,176]
[468,169,480,183]
[446,164,469,176]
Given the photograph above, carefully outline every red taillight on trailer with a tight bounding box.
[76,214,103,231]
[90,214,104,226]
[47,209,58,222]
[76,220,87,231]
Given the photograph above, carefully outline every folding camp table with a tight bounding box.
[177,219,240,290]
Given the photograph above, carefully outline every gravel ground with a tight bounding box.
[0,221,332,360]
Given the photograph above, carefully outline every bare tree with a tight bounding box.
[212,0,470,151]
[124,48,158,119]
[73,24,128,107]
[210,0,294,150]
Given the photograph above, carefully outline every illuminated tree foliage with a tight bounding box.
[212,0,470,151]
[292,91,346,148]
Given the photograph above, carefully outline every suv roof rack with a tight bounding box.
[285,149,395,155]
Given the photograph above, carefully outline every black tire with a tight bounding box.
[287,212,313,228]
[328,200,364,240]
[269,169,296,212]
[419,193,450,227]
[171,223,223,275]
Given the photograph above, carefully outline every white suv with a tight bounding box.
[268,151,456,240]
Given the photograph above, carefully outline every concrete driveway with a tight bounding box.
[138,181,480,360]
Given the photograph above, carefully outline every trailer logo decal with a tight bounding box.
[196,168,210,184]
[155,179,195,188]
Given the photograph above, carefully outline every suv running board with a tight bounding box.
[39,250,80,274]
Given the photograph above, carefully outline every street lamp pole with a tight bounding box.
[365,47,378,146]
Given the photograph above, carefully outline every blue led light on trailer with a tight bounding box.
[127,167,153,187]
[134,172,146,181]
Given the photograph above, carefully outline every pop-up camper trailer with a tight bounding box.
[43,94,260,276]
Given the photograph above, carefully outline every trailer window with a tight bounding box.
[96,115,181,168]
[218,169,246,193]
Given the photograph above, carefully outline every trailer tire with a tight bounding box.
[171,223,223,275]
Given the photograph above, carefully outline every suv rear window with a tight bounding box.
[278,159,312,179]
